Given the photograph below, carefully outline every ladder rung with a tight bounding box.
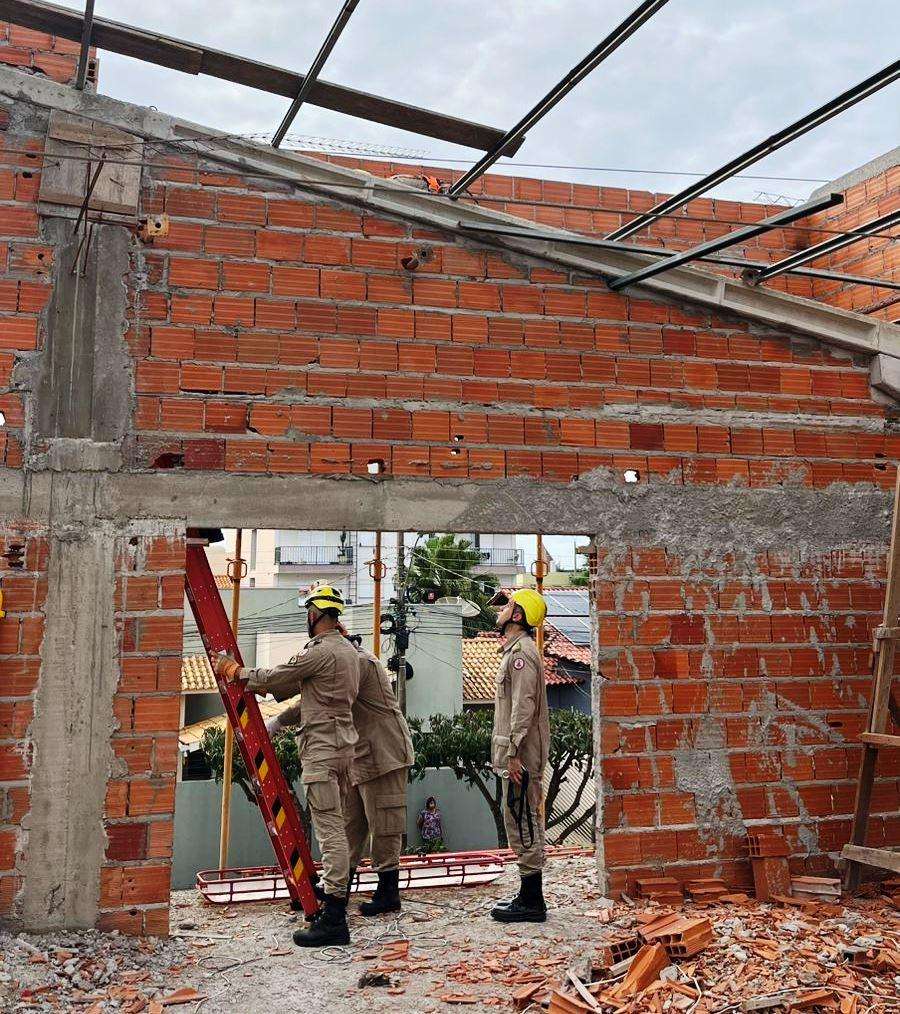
[842,844,900,874]
[859,732,900,748]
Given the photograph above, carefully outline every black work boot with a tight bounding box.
[491,872,546,923]
[293,894,350,946]
[359,869,401,916]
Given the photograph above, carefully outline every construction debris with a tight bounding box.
[3,856,899,1012]
[0,927,192,1012]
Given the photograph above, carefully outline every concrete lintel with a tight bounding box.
[41,438,124,472]
[0,469,882,556]
[1,66,898,362]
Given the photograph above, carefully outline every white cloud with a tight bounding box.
[59,0,900,201]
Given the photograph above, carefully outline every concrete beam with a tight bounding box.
[1,66,898,363]
[0,468,891,556]
[870,353,900,401]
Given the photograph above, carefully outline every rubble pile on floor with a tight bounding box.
[509,881,900,1013]
[0,928,199,1012]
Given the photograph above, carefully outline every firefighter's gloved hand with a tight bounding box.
[211,652,241,680]
[265,715,282,736]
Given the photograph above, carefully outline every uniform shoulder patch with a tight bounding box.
[512,656,526,671]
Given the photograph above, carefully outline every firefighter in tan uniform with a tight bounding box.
[270,637,414,916]
[212,585,359,948]
[488,588,550,923]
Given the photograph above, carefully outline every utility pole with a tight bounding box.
[219,528,246,869]
[395,532,408,716]
[535,534,546,655]
[369,531,385,657]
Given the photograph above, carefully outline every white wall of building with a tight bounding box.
[241,530,523,602]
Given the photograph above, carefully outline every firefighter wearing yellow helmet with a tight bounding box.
[212,583,360,948]
[488,587,550,923]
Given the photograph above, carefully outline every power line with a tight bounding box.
[153,129,834,183]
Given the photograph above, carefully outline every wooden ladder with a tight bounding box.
[842,472,900,889]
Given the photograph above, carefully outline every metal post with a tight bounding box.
[607,192,843,292]
[370,531,384,657]
[219,528,245,870]
[447,0,670,198]
[742,208,900,286]
[607,58,900,241]
[74,0,94,90]
[395,532,407,716]
[272,0,361,148]
[535,535,546,655]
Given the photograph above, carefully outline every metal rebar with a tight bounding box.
[74,0,94,90]
[607,58,900,240]
[446,0,671,198]
[742,208,900,285]
[606,192,844,290]
[272,0,361,149]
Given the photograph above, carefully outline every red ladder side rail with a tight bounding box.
[183,529,319,915]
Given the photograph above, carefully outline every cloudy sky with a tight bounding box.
[62,0,898,203]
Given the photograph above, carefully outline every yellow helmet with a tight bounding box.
[304,584,345,615]
[490,588,547,628]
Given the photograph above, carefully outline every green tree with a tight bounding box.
[200,724,312,837]
[409,708,595,848]
[568,567,590,588]
[406,534,499,635]
[545,708,595,844]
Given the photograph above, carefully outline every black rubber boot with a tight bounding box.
[491,872,546,923]
[293,894,350,947]
[359,869,401,916]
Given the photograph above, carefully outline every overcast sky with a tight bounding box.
[65,0,898,204]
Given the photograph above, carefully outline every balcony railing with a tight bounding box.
[276,545,354,566]
[476,548,523,568]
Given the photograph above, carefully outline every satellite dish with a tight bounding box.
[435,595,482,618]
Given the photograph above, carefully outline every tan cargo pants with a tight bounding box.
[301,758,352,897]
[344,766,409,873]
[504,771,546,874]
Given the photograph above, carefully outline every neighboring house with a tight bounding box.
[461,624,591,713]
[240,529,525,601]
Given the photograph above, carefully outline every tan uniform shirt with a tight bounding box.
[491,631,549,776]
[242,629,359,763]
[278,642,414,785]
[350,645,414,785]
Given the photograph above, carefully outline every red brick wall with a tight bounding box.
[0,21,85,85]
[99,532,184,935]
[0,526,47,919]
[596,545,899,894]
[130,156,894,488]
[805,166,900,323]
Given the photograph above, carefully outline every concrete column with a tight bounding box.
[20,475,120,929]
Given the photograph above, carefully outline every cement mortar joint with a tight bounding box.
[2,66,898,362]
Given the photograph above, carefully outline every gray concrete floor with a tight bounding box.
[168,857,602,1013]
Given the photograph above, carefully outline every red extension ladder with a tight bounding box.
[183,528,319,915]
